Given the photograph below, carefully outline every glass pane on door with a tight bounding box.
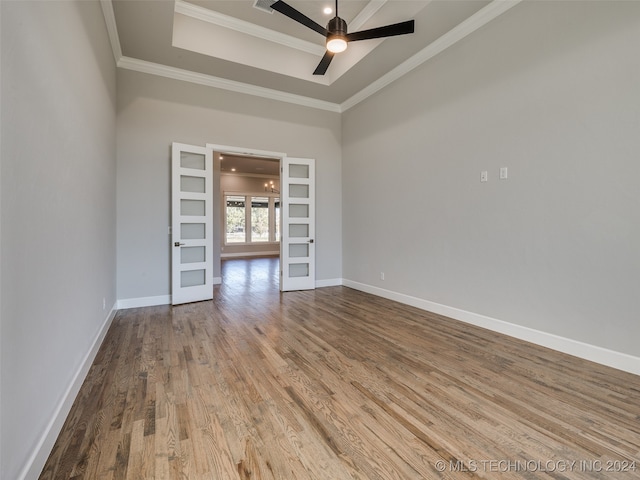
[289,184,309,198]
[181,175,206,193]
[181,223,206,239]
[289,224,309,237]
[289,164,309,179]
[289,244,309,257]
[181,246,206,264]
[181,152,205,170]
[181,269,206,287]
[289,204,309,218]
[181,199,205,216]
[289,263,309,278]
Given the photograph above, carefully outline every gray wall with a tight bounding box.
[342,1,640,357]
[117,69,342,302]
[0,1,117,478]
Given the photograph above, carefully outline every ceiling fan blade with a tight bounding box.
[270,1,328,37]
[346,20,415,42]
[313,51,335,75]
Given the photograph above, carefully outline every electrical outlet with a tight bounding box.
[481,171,488,182]
[500,167,508,179]
[102,297,106,310]
[380,272,385,281]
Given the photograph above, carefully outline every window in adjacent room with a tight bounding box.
[251,196,270,242]
[224,193,280,245]
[225,195,246,243]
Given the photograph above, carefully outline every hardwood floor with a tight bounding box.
[40,258,640,479]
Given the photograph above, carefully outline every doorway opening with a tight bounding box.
[214,149,282,290]
[206,144,315,293]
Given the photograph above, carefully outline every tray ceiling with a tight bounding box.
[105,0,521,111]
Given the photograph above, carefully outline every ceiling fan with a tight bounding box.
[270,0,415,75]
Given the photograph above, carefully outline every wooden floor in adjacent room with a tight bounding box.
[41,257,640,479]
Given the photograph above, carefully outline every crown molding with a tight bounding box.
[175,0,325,56]
[100,0,121,62]
[349,0,387,32]
[117,56,342,113]
[341,0,523,111]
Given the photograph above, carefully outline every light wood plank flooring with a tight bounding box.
[41,257,640,479]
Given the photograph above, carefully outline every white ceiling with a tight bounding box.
[104,0,522,112]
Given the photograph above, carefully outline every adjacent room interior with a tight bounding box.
[219,153,281,262]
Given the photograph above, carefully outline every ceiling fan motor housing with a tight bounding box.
[327,16,347,37]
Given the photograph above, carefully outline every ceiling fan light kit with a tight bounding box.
[270,0,415,75]
[327,36,347,53]
[326,16,348,53]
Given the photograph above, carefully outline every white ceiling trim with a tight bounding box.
[349,0,388,32]
[175,0,325,56]
[100,0,121,63]
[117,56,342,113]
[341,0,523,111]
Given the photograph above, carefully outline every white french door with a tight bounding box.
[280,157,315,291]
[171,143,214,305]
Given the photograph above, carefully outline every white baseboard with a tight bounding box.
[316,278,343,288]
[21,304,118,480]
[343,279,640,376]
[117,278,221,309]
[117,294,171,309]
